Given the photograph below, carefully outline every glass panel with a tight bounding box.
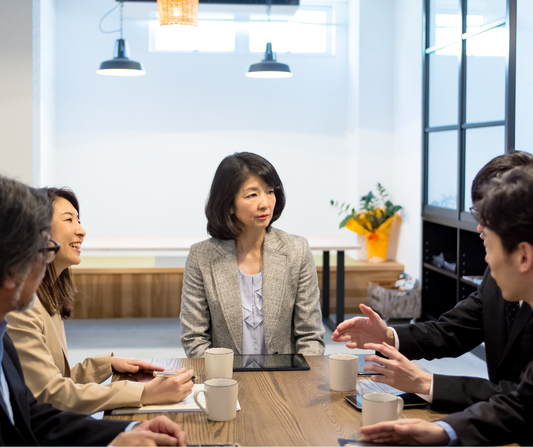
[429,43,460,127]
[428,0,461,49]
[428,130,458,209]
[249,9,329,53]
[515,0,533,154]
[152,20,236,52]
[465,25,506,123]
[467,0,506,34]
[463,126,505,210]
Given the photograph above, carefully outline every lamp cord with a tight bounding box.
[98,0,123,36]
[266,0,272,21]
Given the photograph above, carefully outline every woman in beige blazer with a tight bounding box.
[6,188,194,414]
[180,152,325,358]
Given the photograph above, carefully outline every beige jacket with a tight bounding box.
[180,227,326,358]
[6,299,144,414]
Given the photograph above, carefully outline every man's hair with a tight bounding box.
[471,151,533,203]
[205,152,286,240]
[0,176,53,284]
[37,187,79,319]
[477,165,533,254]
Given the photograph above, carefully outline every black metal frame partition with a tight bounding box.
[422,0,517,224]
[421,0,517,322]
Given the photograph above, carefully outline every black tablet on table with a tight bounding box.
[232,354,310,371]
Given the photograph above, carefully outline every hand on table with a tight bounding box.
[141,369,195,405]
[363,342,433,395]
[331,304,395,348]
[111,357,165,374]
[359,418,449,445]
[110,416,188,446]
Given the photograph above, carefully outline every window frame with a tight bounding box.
[421,0,517,223]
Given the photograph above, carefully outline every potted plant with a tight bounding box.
[331,184,402,263]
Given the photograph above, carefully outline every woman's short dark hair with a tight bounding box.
[38,187,80,319]
[205,152,286,240]
[471,151,533,203]
[477,165,533,254]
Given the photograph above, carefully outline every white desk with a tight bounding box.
[82,236,360,330]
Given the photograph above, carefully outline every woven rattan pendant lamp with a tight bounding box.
[158,0,199,28]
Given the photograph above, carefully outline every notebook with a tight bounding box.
[110,384,241,415]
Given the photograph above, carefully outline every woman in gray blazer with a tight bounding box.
[180,152,325,358]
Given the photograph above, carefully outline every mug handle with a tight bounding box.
[396,396,404,417]
[193,389,208,416]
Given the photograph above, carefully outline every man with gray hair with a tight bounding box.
[0,175,187,446]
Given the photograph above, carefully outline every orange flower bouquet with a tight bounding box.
[331,184,402,262]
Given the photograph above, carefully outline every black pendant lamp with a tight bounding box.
[245,0,292,79]
[97,1,146,76]
[246,42,292,78]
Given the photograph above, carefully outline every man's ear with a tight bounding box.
[1,277,17,291]
[517,242,533,273]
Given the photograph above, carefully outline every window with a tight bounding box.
[423,0,514,218]
[248,9,330,54]
[149,6,333,55]
[150,18,236,52]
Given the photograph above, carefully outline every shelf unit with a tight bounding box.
[421,218,487,320]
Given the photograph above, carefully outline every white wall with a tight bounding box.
[0,0,36,185]
[51,0,357,243]
[391,0,423,277]
[39,0,57,186]
[38,0,424,275]
[345,0,423,276]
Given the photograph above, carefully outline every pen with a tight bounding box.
[153,371,198,381]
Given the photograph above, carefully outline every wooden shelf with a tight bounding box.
[423,262,457,280]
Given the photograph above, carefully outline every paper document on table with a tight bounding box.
[111,384,241,415]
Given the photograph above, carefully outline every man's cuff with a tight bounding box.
[434,421,458,446]
[125,421,140,432]
[390,327,400,350]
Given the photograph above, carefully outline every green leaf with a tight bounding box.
[339,214,353,228]
[330,200,334,205]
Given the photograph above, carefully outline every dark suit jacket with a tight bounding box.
[394,266,533,411]
[0,333,129,446]
[442,359,533,445]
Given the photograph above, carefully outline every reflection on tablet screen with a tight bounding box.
[232,354,310,371]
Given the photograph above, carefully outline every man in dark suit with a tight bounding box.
[332,151,533,411]
[0,175,187,446]
[359,164,533,445]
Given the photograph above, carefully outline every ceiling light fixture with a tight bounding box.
[156,0,199,42]
[246,42,293,78]
[97,0,146,76]
[158,0,198,27]
[245,0,293,79]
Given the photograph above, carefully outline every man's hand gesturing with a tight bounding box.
[331,304,395,348]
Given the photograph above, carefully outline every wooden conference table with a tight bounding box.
[107,356,448,446]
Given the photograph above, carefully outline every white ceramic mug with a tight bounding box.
[205,347,234,380]
[193,378,238,421]
[362,392,404,426]
[328,353,358,391]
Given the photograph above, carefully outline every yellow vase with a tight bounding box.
[344,210,400,262]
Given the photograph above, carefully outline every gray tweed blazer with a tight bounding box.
[180,227,325,358]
